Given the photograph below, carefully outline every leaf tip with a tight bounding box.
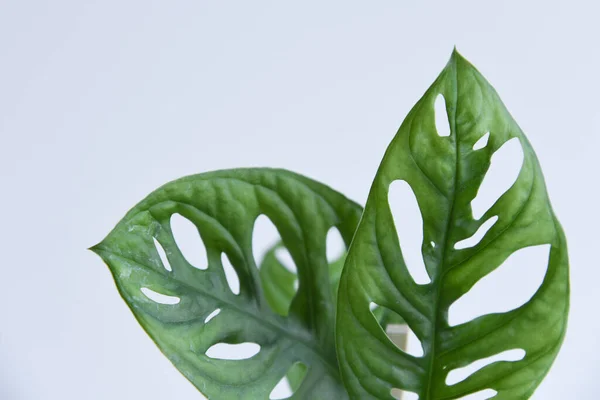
[88,243,104,256]
[450,46,465,63]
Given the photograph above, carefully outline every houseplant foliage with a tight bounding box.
[92,50,569,399]
[335,51,569,399]
[91,169,362,399]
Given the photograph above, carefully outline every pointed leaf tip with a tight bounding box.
[450,47,466,64]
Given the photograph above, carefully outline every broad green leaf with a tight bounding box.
[336,50,569,400]
[92,168,362,399]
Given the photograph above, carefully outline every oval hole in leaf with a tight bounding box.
[471,138,524,220]
[446,349,525,386]
[140,287,180,305]
[170,213,207,270]
[389,180,431,285]
[205,342,260,360]
[448,244,550,326]
[326,227,345,263]
[204,308,221,324]
[370,302,423,357]
[391,389,419,400]
[153,237,172,271]
[253,215,283,267]
[221,253,240,295]
[434,94,451,137]
[473,132,490,151]
[269,362,308,399]
[454,216,498,250]
[457,389,498,400]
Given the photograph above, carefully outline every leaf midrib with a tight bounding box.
[96,246,342,381]
[423,56,460,400]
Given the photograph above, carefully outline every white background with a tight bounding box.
[1,1,598,399]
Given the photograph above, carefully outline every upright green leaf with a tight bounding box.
[92,168,362,399]
[336,51,569,399]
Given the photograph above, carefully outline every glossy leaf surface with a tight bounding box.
[335,51,569,400]
[92,169,362,399]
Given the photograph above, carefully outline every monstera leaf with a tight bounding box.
[260,245,405,327]
[259,244,345,317]
[335,51,569,399]
[258,245,347,391]
[92,169,362,399]
[259,243,405,392]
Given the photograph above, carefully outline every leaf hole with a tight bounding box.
[326,227,345,263]
[253,215,284,267]
[153,237,172,272]
[221,253,240,295]
[431,241,436,248]
[457,389,498,399]
[473,132,490,150]
[370,302,423,357]
[140,287,180,305]
[389,180,431,285]
[204,308,221,324]
[205,342,260,360]
[387,324,424,358]
[170,213,208,270]
[269,362,308,399]
[391,389,419,400]
[471,138,524,220]
[448,244,550,326]
[446,349,525,386]
[454,216,498,250]
[434,94,451,137]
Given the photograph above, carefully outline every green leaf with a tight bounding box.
[257,245,329,391]
[259,243,404,393]
[259,245,346,317]
[259,244,298,317]
[335,50,569,400]
[92,168,362,399]
[260,244,404,326]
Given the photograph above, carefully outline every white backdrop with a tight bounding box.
[1,1,598,399]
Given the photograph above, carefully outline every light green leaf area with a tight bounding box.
[259,244,347,390]
[260,245,404,326]
[336,51,569,400]
[259,243,404,391]
[259,244,346,317]
[92,169,362,399]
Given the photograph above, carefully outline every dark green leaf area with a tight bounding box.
[336,51,569,400]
